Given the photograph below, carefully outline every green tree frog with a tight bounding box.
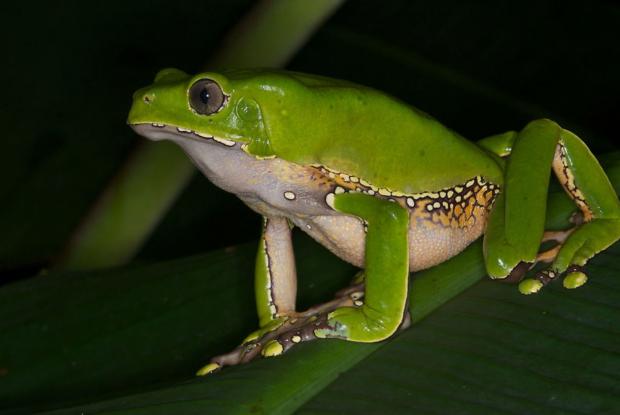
[128,68,620,375]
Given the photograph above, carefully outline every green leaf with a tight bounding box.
[2,233,619,414]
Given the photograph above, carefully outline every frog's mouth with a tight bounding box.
[130,123,238,148]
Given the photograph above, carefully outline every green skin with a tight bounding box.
[128,68,620,374]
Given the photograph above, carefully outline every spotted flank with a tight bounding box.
[313,164,500,230]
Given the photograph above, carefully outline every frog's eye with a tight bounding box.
[189,79,225,115]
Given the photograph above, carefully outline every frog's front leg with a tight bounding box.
[197,216,298,375]
[484,119,620,293]
[254,192,410,359]
[254,216,296,328]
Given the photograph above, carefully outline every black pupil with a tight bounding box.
[200,88,210,104]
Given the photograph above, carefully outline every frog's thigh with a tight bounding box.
[484,119,562,278]
[255,216,296,327]
[318,193,409,342]
[550,129,620,272]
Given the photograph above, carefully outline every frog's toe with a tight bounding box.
[518,268,558,294]
[261,339,285,357]
[563,266,588,289]
[196,362,221,376]
[518,278,544,295]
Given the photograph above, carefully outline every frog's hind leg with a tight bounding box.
[519,128,620,293]
[484,119,620,294]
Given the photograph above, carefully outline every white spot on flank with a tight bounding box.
[195,132,212,138]
[325,193,335,208]
[406,197,415,208]
[177,127,192,133]
[291,335,301,343]
[335,186,346,194]
[152,123,165,128]
[284,191,296,200]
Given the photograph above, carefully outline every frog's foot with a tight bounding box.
[518,265,587,295]
[516,237,588,295]
[517,217,620,295]
[497,227,587,295]
[196,284,368,375]
[259,298,411,360]
[499,230,569,284]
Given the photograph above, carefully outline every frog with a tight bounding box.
[127,68,620,375]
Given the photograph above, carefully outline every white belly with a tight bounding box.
[290,208,488,272]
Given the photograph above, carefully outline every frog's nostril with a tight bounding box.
[142,93,155,104]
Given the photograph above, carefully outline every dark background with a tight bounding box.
[1,0,619,280]
[1,1,620,413]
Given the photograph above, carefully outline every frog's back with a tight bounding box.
[244,70,503,194]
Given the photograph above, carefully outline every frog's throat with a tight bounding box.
[130,123,239,148]
[130,122,296,203]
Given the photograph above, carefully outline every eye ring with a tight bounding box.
[189,79,226,115]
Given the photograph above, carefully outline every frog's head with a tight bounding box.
[129,68,334,158]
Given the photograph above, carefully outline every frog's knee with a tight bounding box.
[524,118,560,130]
[483,241,523,279]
